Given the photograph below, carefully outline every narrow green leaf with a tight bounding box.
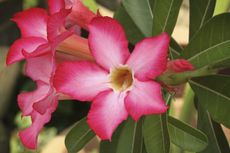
[99,122,125,153]
[189,0,216,39]
[169,38,182,59]
[65,118,95,153]
[114,6,145,44]
[214,0,230,16]
[116,117,144,153]
[190,75,230,128]
[152,0,183,35]
[212,58,230,69]
[197,101,230,153]
[96,0,120,11]
[142,142,148,153]
[143,114,170,153]
[122,0,153,37]
[168,116,208,152]
[182,13,230,68]
[115,1,182,58]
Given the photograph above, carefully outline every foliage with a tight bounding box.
[65,0,230,153]
[1,0,230,152]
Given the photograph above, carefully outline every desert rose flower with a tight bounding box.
[6,0,96,149]
[48,0,97,30]
[166,59,194,73]
[18,53,58,149]
[54,17,169,140]
[6,7,92,65]
[5,8,75,149]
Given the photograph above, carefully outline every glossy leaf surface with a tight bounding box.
[197,101,230,153]
[168,116,208,152]
[190,75,230,128]
[183,13,230,69]
[65,118,95,153]
[143,114,170,153]
[189,0,216,39]
[152,0,183,35]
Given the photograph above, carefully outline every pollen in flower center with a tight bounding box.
[109,66,133,92]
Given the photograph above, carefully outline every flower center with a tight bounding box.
[110,66,133,92]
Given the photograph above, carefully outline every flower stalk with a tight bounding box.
[57,35,94,61]
[157,66,218,86]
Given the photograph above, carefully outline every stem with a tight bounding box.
[165,92,175,114]
[157,66,218,86]
[57,35,94,61]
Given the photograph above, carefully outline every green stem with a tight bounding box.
[157,66,217,86]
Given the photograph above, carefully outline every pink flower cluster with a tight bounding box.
[6,0,193,150]
[7,0,96,149]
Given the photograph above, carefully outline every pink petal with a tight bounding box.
[6,37,47,65]
[68,0,96,30]
[126,33,170,81]
[167,59,194,73]
[87,90,128,140]
[65,0,74,7]
[48,0,65,14]
[25,53,55,83]
[47,8,72,42]
[54,61,109,101]
[22,43,51,59]
[33,89,57,114]
[19,101,58,149]
[18,81,50,116]
[12,8,48,39]
[125,79,167,121]
[88,17,130,70]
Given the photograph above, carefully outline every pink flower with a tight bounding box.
[48,0,97,30]
[18,53,58,149]
[166,59,194,73]
[54,17,169,140]
[6,5,93,65]
[6,0,96,149]
[18,51,81,149]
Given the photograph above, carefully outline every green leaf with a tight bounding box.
[115,0,182,58]
[168,116,208,152]
[99,122,125,153]
[114,7,182,58]
[197,101,230,153]
[214,0,230,16]
[169,38,182,59]
[152,0,183,35]
[114,0,155,44]
[122,0,153,37]
[115,117,144,153]
[65,118,95,153]
[114,6,145,44]
[142,144,148,153]
[190,75,230,128]
[212,58,230,69]
[143,114,170,153]
[182,13,230,69]
[189,0,216,39]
